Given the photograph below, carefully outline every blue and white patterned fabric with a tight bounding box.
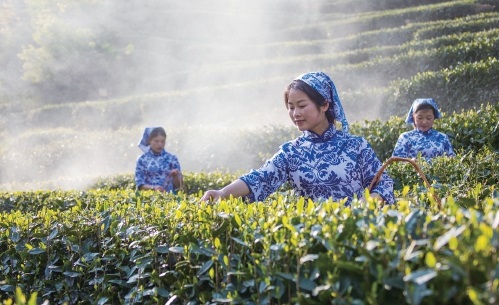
[135,149,181,192]
[296,71,349,132]
[392,129,455,159]
[394,98,455,159]
[239,124,394,205]
[405,98,441,124]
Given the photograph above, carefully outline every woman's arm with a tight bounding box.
[135,157,148,190]
[139,184,165,191]
[170,169,183,191]
[201,179,250,202]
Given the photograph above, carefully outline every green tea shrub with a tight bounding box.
[285,1,486,41]
[88,174,137,191]
[438,104,499,153]
[350,117,407,162]
[386,148,498,208]
[322,0,452,13]
[87,170,241,195]
[0,191,497,304]
[280,29,499,74]
[383,58,499,117]
[236,125,301,165]
[413,13,499,40]
[26,104,75,129]
[339,12,499,54]
[349,35,498,87]
[182,171,241,196]
[350,103,499,161]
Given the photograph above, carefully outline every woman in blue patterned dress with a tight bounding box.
[392,98,455,159]
[201,71,394,205]
[135,127,183,192]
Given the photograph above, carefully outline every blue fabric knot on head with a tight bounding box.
[138,127,158,152]
[295,71,349,132]
[405,98,442,124]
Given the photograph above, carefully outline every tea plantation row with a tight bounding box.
[0,188,497,304]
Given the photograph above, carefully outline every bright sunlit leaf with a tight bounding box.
[449,237,458,251]
[475,235,489,252]
[425,252,437,268]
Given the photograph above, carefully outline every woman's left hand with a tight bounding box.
[169,169,181,177]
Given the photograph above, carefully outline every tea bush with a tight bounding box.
[386,148,499,209]
[350,103,499,161]
[88,170,241,196]
[0,190,497,304]
[339,34,499,89]
[383,58,499,117]
[279,1,488,41]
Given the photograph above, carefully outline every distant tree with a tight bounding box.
[18,0,138,104]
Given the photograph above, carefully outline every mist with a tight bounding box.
[0,0,385,190]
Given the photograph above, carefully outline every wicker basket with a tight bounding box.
[368,156,442,209]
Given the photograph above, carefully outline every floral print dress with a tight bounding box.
[135,149,181,192]
[239,124,395,205]
[392,128,455,159]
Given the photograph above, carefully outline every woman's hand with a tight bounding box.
[169,169,181,178]
[140,184,165,192]
[200,180,250,203]
[169,169,183,191]
[201,190,224,202]
[153,185,166,192]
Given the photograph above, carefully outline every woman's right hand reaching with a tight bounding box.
[200,179,251,203]
[200,190,224,202]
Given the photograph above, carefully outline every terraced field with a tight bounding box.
[0,1,498,304]
[0,0,497,189]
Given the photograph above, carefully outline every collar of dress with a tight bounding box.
[302,124,338,143]
[414,128,435,136]
[148,149,166,157]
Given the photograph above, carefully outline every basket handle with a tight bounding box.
[368,156,441,209]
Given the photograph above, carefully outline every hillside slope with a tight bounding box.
[0,0,497,189]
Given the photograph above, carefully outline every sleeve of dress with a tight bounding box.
[392,133,409,157]
[361,140,395,204]
[171,155,182,171]
[239,148,288,202]
[135,156,147,188]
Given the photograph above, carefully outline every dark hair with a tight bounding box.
[414,103,436,117]
[147,127,167,144]
[284,80,334,123]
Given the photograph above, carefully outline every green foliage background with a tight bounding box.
[1,0,498,189]
[0,1,498,304]
[0,190,497,304]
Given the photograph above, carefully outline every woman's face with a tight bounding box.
[413,108,435,132]
[287,88,329,134]
[149,135,166,153]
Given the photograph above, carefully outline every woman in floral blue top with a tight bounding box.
[135,127,183,192]
[392,98,455,159]
[201,71,394,205]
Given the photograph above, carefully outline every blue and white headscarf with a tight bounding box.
[295,71,349,132]
[405,98,442,124]
[138,127,158,153]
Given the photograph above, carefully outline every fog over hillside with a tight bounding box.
[4,0,490,190]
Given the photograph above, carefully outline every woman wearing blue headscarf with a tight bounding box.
[135,127,183,192]
[201,71,394,205]
[392,98,455,159]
